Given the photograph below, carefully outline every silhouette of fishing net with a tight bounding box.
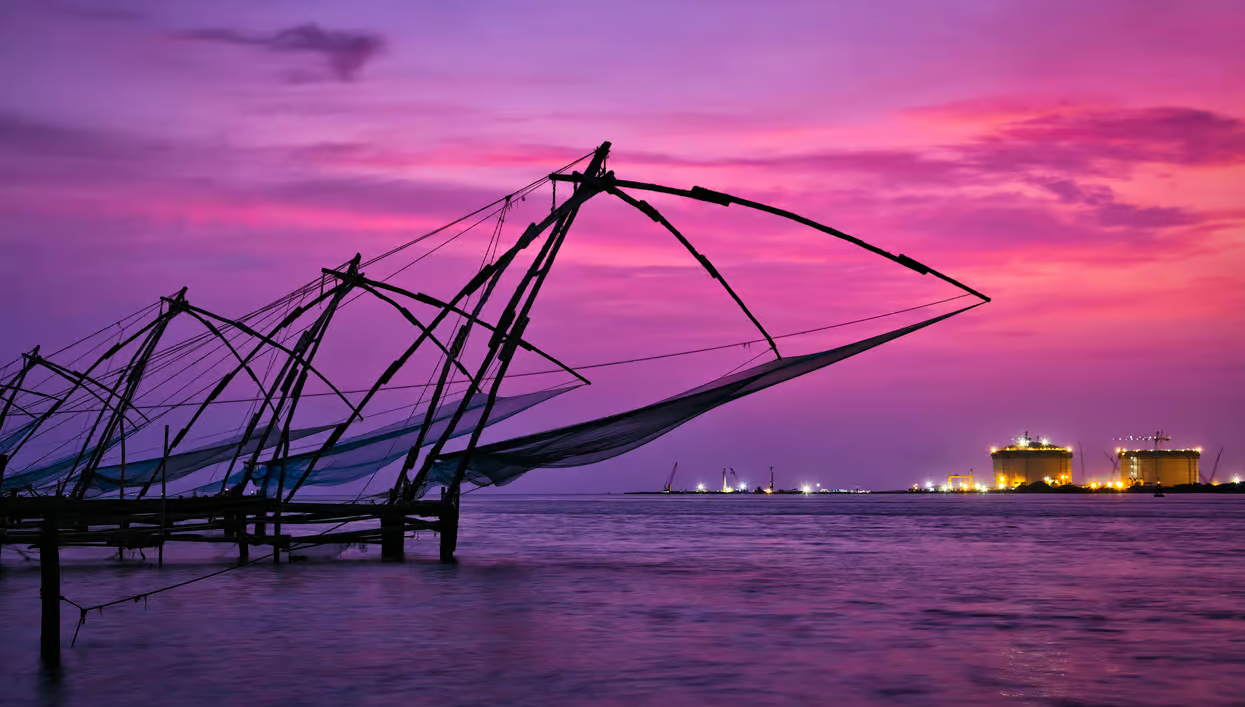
[5,387,573,496]
[187,385,575,495]
[422,308,971,492]
[84,423,338,495]
[1,429,138,493]
[0,421,35,454]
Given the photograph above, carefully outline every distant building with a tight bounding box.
[1118,449,1200,486]
[991,432,1073,488]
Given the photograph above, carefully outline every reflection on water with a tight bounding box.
[2,494,1244,706]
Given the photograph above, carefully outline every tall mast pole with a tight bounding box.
[423,144,612,561]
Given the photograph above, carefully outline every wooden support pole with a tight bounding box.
[0,452,8,566]
[380,508,404,560]
[439,487,459,563]
[118,416,126,501]
[159,425,168,568]
[273,459,286,565]
[238,513,249,563]
[39,511,60,669]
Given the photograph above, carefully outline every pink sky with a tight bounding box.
[1,0,1243,491]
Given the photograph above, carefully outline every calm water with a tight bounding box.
[2,494,1245,706]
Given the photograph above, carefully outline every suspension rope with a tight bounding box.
[63,515,369,648]
[33,294,969,415]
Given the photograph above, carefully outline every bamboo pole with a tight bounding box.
[118,416,126,501]
[159,425,168,568]
[39,511,60,669]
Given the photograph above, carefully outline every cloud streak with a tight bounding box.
[177,23,385,82]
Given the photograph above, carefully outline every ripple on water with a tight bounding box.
[2,494,1245,707]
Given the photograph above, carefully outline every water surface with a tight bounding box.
[2,494,1244,706]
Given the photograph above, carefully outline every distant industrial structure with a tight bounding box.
[990,432,1073,488]
[1115,431,1200,486]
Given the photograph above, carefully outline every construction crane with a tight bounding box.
[663,462,678,493]
[1114,431,1173,450]
[1207,448,1225,485]
[1103,451,1121,475]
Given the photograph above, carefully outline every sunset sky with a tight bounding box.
[1,0,1242,491]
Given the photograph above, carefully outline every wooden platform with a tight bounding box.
[0,492,460,669]
[0,495,448,553]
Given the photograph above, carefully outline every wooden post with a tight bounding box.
[439,486,459,563]
[118,417,126,501]
[381,508,404,560]
[159,425,168,568]
[0,453,8,562]
[253,464,267,540]
[237,516,249,563]
[273,459,285,565]
[40,511,60,669]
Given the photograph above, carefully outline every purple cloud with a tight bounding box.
[1030,177,1115,206]
[612,106,1245,185]
[178,23,385,82]
[1025,176,1202,230]
[965,107,1245,173]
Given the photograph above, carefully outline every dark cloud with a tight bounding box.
[964,107,1245,173]
[1026,176,1201,230]
[178,23,385,82]
[0,113,136,159]
[593,106,1245,246]
[1089,202,1201,229]
[0,113,501,227]
[1031,178,1114,206]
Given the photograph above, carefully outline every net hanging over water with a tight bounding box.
[187,385,576,495]
[84,423,339,495]
[1,429,137,492]
[0,421,36,454]
[425,308,973,490]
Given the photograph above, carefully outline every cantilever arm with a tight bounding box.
[30,358,151,425]
[186,303,361,420]
[398,289,590,385]
[166,309,285,452]
[284,187,604,503]
[550,174,991,303]
[4,314,171,461]
[315,271,479,387]
[0,384,58,400]
[182,310,279,414]
[352,283,477,382]
[606,186,781,360]
[0,395,38,418]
